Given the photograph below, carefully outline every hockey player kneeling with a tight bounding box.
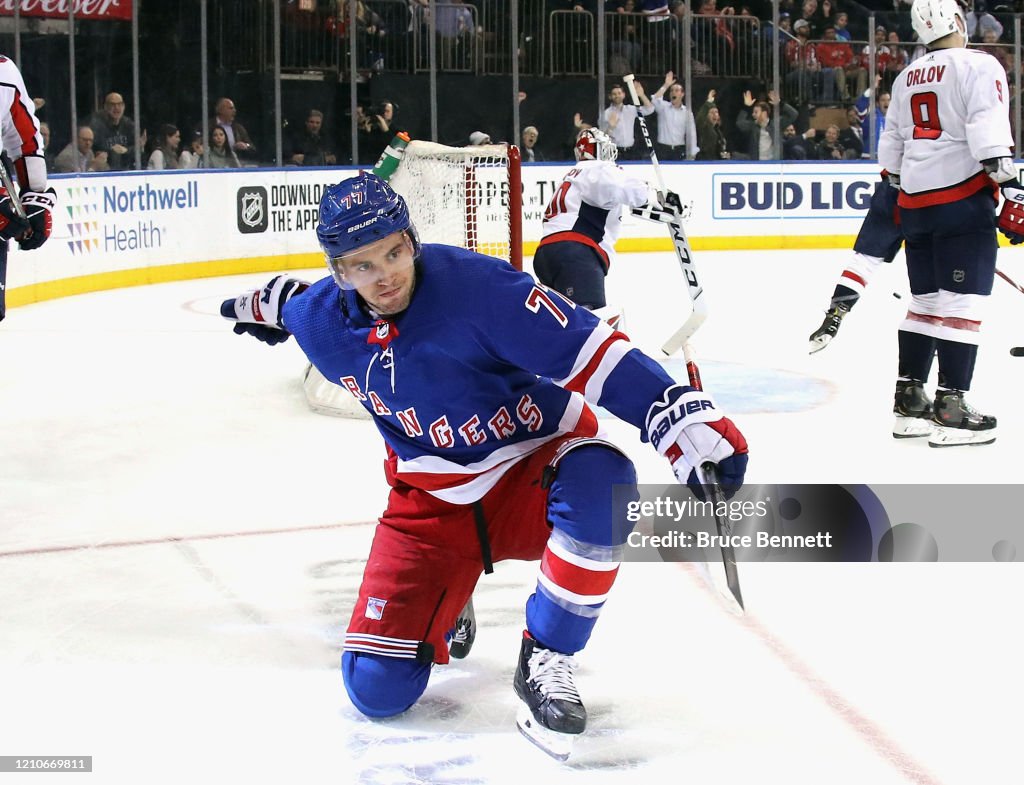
[221,172,748,759]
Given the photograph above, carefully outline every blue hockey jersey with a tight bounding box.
[283,244,679,504]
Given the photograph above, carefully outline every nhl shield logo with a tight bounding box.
[236,186,269,234]
[364,597,388,620]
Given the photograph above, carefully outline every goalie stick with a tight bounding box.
[622,75,743,611]
[621,74,707,356]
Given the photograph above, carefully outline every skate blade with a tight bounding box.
[928,426,997,448]
[892,416,933,439]
[515,704,578,762]
[808,334,832,354]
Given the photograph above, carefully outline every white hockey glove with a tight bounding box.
[220,274,309,345]
[985,157,1024,245]
[646,385,748,500]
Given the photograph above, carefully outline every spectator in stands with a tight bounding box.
[434,0,475,70]
[838,105,865,158]
[795,0,821,37]
[816,124,846,159]
[979,28,1012,75]
[54,125,109,173]
[650,71,699,160]
[834,11,851,41]
[90,92,137,171]
[815,23,853,103]
[212,97,256,161]
[469,131,491,146]
[520,126,545,162]
[366,99,398,164]
[786,20,824,103]
[208,126,241,168]
[736,89,798,160]
[179,132,206,169]
[860,26,896,89]
[885,31,909,74]
[694,0,737,76]
[640,0,674,75]
[855,76,889,155]
[147,124,182,170]
[288,109,337,166]
[967,1,1003,42]
[783,123,817,159]
[600,82,653,160]
[608,0,642,74]
[695,90,732,160]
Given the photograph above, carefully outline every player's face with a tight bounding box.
[333,231,417,316]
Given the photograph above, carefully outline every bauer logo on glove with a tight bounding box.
[646,385,748,500]
[648,394,718,451]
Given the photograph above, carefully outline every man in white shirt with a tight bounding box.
[650,71,699,160]
[600,83,654,160]
[878,0,1017,446]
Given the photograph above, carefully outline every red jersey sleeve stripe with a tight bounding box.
[563,332,629,395]
[10,88,40,156]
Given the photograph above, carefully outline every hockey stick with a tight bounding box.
[683,343,745,612]
[997,267,1024,296]
[621,77,742,609]
[0,156,27,221]
[621,74,708,356]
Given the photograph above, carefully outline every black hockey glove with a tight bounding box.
[221,275,310,345]
[984,158,1024,245]
[660,190,684,215]
[0,186,30,242]
[17,188,57,251]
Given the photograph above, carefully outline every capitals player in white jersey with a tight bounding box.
[0,54,57,322]
[878,0,1020,446]
[533,128,681,312]
[221,172,748,759]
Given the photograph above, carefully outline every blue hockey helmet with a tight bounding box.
[317,172,420,289]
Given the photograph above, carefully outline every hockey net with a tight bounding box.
[304,140,523,418]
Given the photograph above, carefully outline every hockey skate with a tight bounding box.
[928,390,997,447]
[448,597,476,660]
[513,632,586,761]
[892,380,934,438]
[808,303,850,354]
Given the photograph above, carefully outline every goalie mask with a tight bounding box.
[317,172,420,292]
[911,0,969,45]
[574,129,618,162]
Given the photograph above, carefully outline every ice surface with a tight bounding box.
[1,250,1022,784]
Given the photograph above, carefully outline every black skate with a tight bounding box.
[513,632,586,761]
[448,597,475,660]
[928,390,997,447]
[892,380,934,439]
[808,303,850,354]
